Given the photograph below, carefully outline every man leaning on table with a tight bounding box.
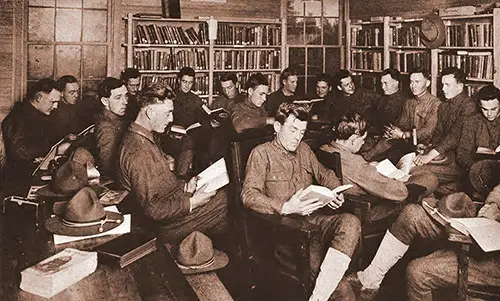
[242,102,361,301]
[117,89,228,243]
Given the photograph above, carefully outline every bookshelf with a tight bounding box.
[346,17,390,91]
[346,8,500,96]
[124,14,284,103]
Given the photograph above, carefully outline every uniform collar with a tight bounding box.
[128,122,155,144]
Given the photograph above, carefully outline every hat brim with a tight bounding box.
[45,211,123,236]
[177,249,229,275]
[421,197,448,226]
[36,185,75,199]
[420,14,446,49]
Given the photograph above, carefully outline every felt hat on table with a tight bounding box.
[422,192,476,227]
[37,147,96,198]
[45,187,123,236]
[175,231,229,275]
[420,12,446,49]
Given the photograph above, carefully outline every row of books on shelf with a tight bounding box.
[134,23,209,45]
[391,26,422,47]
[390,51,430,73]
[351,50,383,71]
[350,27,383,47]
[214,49,280,70]
[133,48,208,71]
[141,75,210,95]
[445,23,493,47]
[438,52,493,80]
[215,23,281,46]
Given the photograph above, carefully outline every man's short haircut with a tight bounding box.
[178,67,195,78]
[56,75,78,92]
[28,78,58,100]
[381,68,402,82]
[275,102,310,125]
[143,82,176,100]
[316,73,332,86]
[137,91,172,109]
[336,113,368,140]
[280,66,299,84]
[333,69,351,87]
[410,68,431,81]
[98,77,123,99]
[120,68,140,82]
[476,84,500,102]
[441,67,466,85]
[246,73,268,90]
[219,73,237,84]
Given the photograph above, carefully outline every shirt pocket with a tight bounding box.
[265,171,293,199]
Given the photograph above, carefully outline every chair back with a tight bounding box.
[315,149,343,180]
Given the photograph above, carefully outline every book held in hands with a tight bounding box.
[196,158,230,193]
[476,146,500,159]
[376,159,410,182]
[20,248,97,298]
[202,104,230,122]
[170,122,202,135]
[298,184,353,206]
[292,98,324,105]
[96,233,157,268]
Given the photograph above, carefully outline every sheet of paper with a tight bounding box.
[196,158,229,193]
[53,207,131,245]
[451,218,500,252]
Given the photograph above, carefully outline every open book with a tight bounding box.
[450,217,500,252]
[196,158,229,193]
[299,184,353,206]
[376,159,410,182]
[32,124,96,176]
[170,122,202,135]
[396,152,416,175]
[201,104,230,121]
[293,98,324,105]
[476,146,500,159]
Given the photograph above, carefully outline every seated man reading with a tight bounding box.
[456,84,500,197]
[242,102,361,301]
[117,90,228,243]
[320,114,438,221]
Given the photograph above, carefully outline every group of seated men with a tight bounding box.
[1,63,499,301]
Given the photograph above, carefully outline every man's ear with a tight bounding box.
[425,80,431,88]
[247,87,254,97]
[145,106,154,119]
[100,97,109,108]
[273,120,281,134]
[34,92,42,103]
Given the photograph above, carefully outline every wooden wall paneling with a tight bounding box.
[349,0,493,19]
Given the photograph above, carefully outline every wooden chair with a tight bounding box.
[314,149,400,268]
[448,226,500,300]
[228,129,321,299]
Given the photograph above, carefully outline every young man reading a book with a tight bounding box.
[456,84,500,197]
[2,78,60,192]
[412,67,477,193]
[117,91,228,243]
[347,190,500,301]
[94,77,129,179]
[231,73,275,133]
[306,73,333,122]
[242,102,360,301]
[265,67,299,116]
[212,73,245,113]
[320,114,438,221]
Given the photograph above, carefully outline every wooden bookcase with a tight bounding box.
[346,8,500,96]
[123,13,285,104]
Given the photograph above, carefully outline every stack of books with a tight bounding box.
[20,248,98,298]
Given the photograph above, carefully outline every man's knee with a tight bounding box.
[390,204,428,244]
[407,258,428,291]
[337,213,361,239]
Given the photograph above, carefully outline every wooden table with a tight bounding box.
[1,220,232,301]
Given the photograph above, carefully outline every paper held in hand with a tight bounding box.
[196,158,230,193]
[450,217,500,252]
[298,184,353,206]
[376,159,410,182]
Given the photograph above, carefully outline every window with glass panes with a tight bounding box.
[27,0,110,97]
[286,0,343,95]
